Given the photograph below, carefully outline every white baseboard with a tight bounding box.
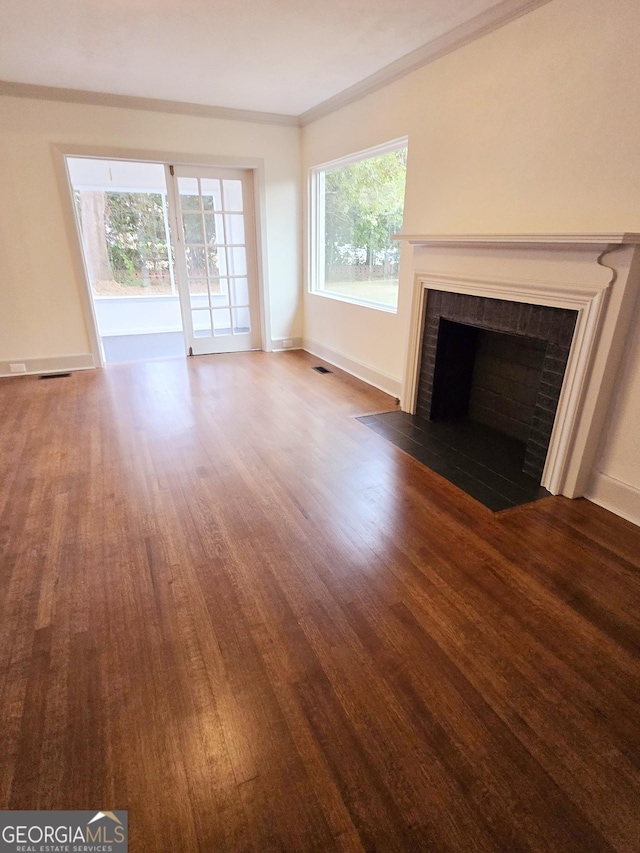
[0,353,95,378]
[586,471,640,528]
[302,337,402,399]
[270,337,304,352]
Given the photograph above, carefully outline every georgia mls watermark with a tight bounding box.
[0,811,127,853]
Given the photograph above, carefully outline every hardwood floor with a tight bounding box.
[1,350,639,852]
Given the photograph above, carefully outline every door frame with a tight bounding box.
[54,144,272,368]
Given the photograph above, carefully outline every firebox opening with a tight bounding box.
[431,320,547,449]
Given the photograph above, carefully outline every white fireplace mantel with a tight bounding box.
[394,233,640,499]
[395,232,640,247]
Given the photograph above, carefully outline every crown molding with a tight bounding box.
[0,80,300,127]
[299,0,552,126]
[0,0,552,129]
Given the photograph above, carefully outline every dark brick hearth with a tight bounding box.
[417,291,577,481]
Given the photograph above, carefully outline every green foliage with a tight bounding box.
[324,148,407,278]
[105,193,170,286]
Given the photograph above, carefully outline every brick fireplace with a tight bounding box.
[397,234,640,498]
[417,292,577,481]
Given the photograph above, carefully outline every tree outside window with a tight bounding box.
[310,140,408,311]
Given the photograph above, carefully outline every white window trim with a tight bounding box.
[308,136,408,313]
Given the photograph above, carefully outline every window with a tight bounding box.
[309,138,408,312]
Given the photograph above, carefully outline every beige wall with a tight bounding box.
[301,0,640,521]
[0,96,302,362]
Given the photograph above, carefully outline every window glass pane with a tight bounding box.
[225,214,245,244]
[201,178,222,211]
[232,278,249,306]
[205,214,225,245]
[222,180,243,212]
[217,214,226,243]
[314,145,406,311]
[213,308,231,336]
[186,246,206,277]
[183,213,204,244]
[228,247,247,276]
[203,213,217,245]
[232,307,251,334]
[179,177,199,210]
[207,247,223,277]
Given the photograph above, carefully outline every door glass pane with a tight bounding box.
[232,307,251,334]
[222,180,243,212]
[213,308,231,336]
[210,278,229,305]
[207,247,222,277]
[207,246,228,278]
[232,278,249,306]
[228,247,247,276]
[203,213,218,245]
[225,214,245,244]
[201,178,222,211]
[186,246,206,277]
[214,214,225,244]
[179,177,200,210]
[192,309,212,337]
[183,213,204,244]
[189,278,209,309]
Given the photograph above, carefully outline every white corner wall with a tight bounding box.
[301,0,640,524]
[0,96,302,366]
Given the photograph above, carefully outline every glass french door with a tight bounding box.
[167,165,261,354]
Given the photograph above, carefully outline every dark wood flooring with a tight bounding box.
[1,351,639,852]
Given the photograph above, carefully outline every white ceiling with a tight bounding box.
[0,0,532,117]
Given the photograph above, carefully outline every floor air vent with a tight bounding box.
[39,373,72,380]
[313,366,332,374]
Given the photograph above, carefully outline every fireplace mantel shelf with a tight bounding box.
[394,233,640,247]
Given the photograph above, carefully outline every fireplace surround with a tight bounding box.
[418,292,577,481]
[396,234,640,498]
